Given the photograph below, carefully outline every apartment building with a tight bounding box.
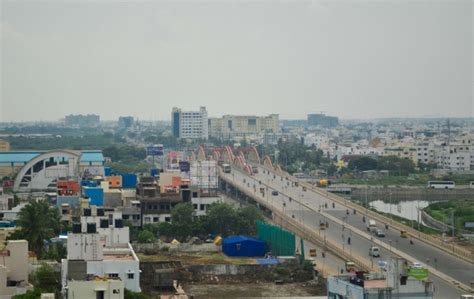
[208,114,279,140]
[171,107,208,139]
[0,240,33,298]
[61,207,141,295]
[438,142,471,171]
[384,146,418,164]
[416,141,436,164]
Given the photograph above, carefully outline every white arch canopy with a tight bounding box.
[13,150,82,192]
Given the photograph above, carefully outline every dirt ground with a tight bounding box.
[138,252,256,266]
[183,281,326,298]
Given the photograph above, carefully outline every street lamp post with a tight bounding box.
[389,191,393,224]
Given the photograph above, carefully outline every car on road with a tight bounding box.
[369,246,380,257]
[271,191,279,196]
[375,229,385,237]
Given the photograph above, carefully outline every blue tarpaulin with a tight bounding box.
[256,258,279,265]
[222,236,266,257]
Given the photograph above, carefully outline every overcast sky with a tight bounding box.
[1,0,472,122]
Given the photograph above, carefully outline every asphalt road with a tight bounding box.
[222,166,473,297]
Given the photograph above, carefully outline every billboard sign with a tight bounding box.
[147,144,164,156]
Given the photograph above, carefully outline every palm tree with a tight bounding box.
[16,200,60,257]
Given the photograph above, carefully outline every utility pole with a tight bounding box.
[451,209,455,252]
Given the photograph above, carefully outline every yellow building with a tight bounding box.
[0,140,10,152]
[384,147,418,164]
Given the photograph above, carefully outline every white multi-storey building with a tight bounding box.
[172,107,208,139]
[61,207,141,295]
[438,139,472,171]
[208,114,279,140]
[416,141,436,164]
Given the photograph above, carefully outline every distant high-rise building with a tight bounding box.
[307,113,339,128]
[65,114,100,127]
[208,114,280,139]
[171,107,208,140]
[118,116,134,128]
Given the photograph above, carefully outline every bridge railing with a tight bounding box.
[259,164,474,263]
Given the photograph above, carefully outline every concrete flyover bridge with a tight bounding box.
[215,156,474,296]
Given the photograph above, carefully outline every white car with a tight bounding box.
[411,262,424,269]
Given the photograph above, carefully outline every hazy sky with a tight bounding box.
[1,0,472,122]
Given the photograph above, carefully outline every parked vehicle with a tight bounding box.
[309,248,317,257]
[400,230,408,238]
[271,191,279,196]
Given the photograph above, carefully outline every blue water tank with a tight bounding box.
[121,174,137,189]
[83,187,104,206]
[104,167,111,176]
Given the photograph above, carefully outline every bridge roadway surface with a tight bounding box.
[221,166,473,298]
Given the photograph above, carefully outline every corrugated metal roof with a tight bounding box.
[0,151,104,163]
[0,152,40,163]
[80,151,104,162]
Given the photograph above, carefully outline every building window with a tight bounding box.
[200,204,205,211]
[108,273,119,278]
[193,204,198,210]
[153,217,159,222]
[165,217,171,222]
[128,273,134,279]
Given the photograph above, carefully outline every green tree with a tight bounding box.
[12,288,42,299]
[377,156,415,176]
[14,201,60,256]
[236,206,263,235]
[137,230,156,243]
[347,156,378,172]
[157,222,174,237]
[124,289,150,299]
[171,202,194,226]
[42,242,67,262]
[31,264,60,293]
[205,203,238,236]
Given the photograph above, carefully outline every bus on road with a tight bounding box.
[427,181,455,189]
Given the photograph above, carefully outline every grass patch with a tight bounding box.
[424,200,474,232]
